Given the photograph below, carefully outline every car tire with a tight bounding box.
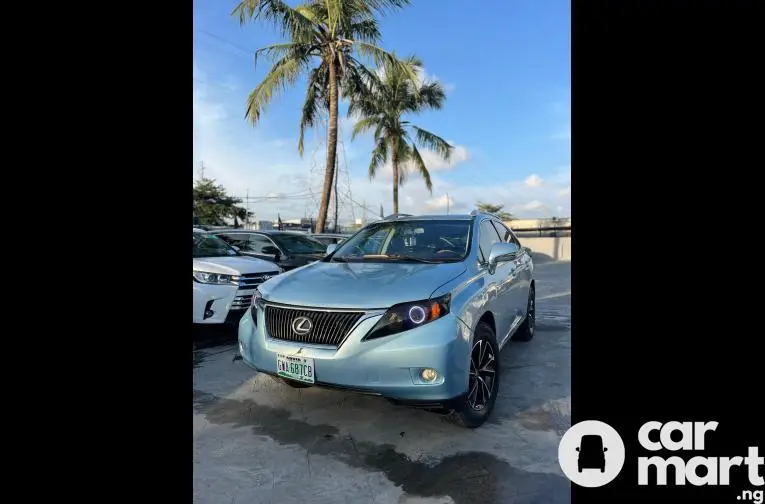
[512,285,536,342]
[448,320,500,429]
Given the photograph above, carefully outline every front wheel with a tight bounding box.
[449,321,500,428]
[512,285,535,342]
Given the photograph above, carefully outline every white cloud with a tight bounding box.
[193,71,569,223]
[524,174,543,188]
[424,194,453,212]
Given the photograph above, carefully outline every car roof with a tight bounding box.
[377,213,475,222]
[209,229,310,236]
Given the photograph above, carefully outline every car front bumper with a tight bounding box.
[237,306,472,405]
[193,283,255,325]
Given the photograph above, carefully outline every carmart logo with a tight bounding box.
[558,420,764,490]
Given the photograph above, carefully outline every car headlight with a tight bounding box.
[364,294,451,341]
[193,270,236,285]
[251,288,264,308]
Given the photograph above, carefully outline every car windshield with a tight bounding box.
[580,436,603,450]
[270,234,327,254]
[193,232,238,258]
[330,219,472,263]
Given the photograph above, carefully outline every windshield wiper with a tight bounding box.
[385,255,440,264]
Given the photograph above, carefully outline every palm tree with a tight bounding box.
[232,0,415,233]
[348,55,453,214]
[476,202,513,221]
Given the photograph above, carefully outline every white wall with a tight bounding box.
[520,236,571,262]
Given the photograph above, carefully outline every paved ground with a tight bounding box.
[193,261,571,504]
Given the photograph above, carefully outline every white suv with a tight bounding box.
[193,230,282,325]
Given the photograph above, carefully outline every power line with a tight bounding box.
[195,28,254,58]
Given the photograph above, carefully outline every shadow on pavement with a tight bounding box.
[193,323,238,350]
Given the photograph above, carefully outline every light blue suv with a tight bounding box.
[237,212,535,427]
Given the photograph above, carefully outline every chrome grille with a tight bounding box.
[264,305,365,347]
[231,294,252,310]
[238,272,279,290]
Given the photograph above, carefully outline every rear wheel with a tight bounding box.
[513,286,536,342]
[449,321,500,428]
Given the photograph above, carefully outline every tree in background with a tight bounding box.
[232,0,416,233]
[193,176,249,226]
[349,55,452,214]
[476,202,513,221]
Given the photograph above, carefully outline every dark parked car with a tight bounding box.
[211,230,327,271]
[576,435,607,472]
[308,233,351,246]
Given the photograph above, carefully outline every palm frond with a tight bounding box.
[348,19,380,43]
[298,64,329,155]
[254,42,316,70]
[245,56,306,126]
[368,138,388,179]
[324,0,343,36]
[232,0,315,41]
[412,126,453,161]
[350,116,379,140]
[408,143,433,193]
[414,81,446,110]
[361,0,411,15]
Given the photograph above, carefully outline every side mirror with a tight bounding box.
[575,447,580,452]
[326,243,338,255]
[603,447,608,452]
[231,245,240,252]
[487,242,520,269]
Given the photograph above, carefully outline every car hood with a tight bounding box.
[193,256,279,276]
[258,261,467,309]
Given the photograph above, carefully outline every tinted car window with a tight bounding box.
[248,234,276,254]
[217,233,250,249]
[331,219,472,262]
[491,221,521,247]
[478,219,502,262]
[270,234,326,254]
[193,233,237,258]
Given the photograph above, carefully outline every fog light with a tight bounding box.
[420,368,438,382]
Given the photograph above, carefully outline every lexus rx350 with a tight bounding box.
[237,212,535,427]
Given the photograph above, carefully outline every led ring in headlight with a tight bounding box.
[408,305,427,325]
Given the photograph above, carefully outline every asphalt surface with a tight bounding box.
[193,260,571,504]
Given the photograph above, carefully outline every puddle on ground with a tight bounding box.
[193,390,569,504]
[516,403,570,436]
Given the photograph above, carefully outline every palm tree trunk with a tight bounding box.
[391,140,399,214]
[316,58,340,234]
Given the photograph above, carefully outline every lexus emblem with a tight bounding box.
[291,316,313,335]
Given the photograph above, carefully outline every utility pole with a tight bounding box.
[446,193,450,214]
[245,188,249,228]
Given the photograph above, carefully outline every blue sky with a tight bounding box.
[193,0,570,223]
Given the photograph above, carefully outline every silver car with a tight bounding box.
[238,212,535,428]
